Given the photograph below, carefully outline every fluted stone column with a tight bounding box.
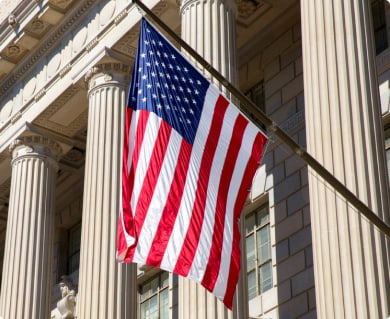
[76,63,137,319]
[301,1,390,318]
[0,136,61,319]
[179,1,246,318]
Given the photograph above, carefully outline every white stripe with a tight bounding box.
[127,110,138,176]
[131,114,162,212]
[160,85,220,272]
[187,103,239,283]
[132,121,183,264]
[212,116,259,299]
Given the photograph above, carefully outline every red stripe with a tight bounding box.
[126,119,173,262]
[118,107,134,258]
[201,114,248,292]
[173,95,230,276]
[145,139,192,267]
[223,132,267,309]
[123,110,151,262]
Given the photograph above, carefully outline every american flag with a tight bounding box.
[117,18,267,310]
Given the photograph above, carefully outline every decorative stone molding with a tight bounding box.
[0,0,97,97]
[9,135,62,164]
[8,14,17,28]
[34,85,88,137]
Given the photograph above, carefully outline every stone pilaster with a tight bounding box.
[301,1,390,318]
[0,136,61,319]
[76,63,137,319]
[179,1,246,318]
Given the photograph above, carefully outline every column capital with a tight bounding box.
[84,63,132,92]
[180,0,237,14]
[9,135,62,164]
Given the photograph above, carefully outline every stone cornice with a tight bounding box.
[0,0,96,97]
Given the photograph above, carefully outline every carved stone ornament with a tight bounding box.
[57,276,76,319]
[84,63,131,90]
[8,14,17,27]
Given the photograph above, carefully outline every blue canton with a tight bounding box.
[128,18,210,145]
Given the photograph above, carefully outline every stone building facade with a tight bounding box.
[0,0,389,318]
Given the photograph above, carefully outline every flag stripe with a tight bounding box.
[201,114,249,292]
[223,132,267,309]
[173,94,230,277]
[159,86,220,273]
[132,122,182,263]
[212,120,263,300]
[127,117,172,262]
[145,138,192,267]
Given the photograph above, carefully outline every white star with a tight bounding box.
[147,84,152,89]
[181,77,186,83]
[144,40,149,45]
[163,52,169,58]
[192,99,197,104]
[194,89,199,95]
[155,61,160,67]
[162,94,167,99]
[152,94,157,99]
[149,50,154,55]
[146,62,151,67]
[157,51,161,57]
[189,108,194,115]
[152,40,156,45]
[186,119,191,124]
[158,41,163,46]
[161,62,166,68]
[142,75,147,80]
[156,83,161,88]
[177,96,181,102]
[146,28,151,33]
[184,67,189,73]
[138,67,143,72]
[164,83,169,88]
[171,54,176,59]
[181,107,186,113]
[151,72,156,77]
[189,78,194,84]
[174,75,179,81]
[141,53,146,58]
[187,88,192,93]
[184,97,189,103]
[142,97,147,102]
[157,104,162,109]
[176,66,181,71]
[179,117,183,123]
[166,74,171,79]
[138,89,143,94]
[171,85,176,90]
[131,97,136,101]
[169,64,174,69]
[179,86,184,92]
[165,105,170,110]
[197,80,202,85]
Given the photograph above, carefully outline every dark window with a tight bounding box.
[67,222,81,274]
[371,0,388,54]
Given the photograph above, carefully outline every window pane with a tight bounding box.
[245,213,256,233]
[160,272,169,288]
[141,295,158,319]
[247,270,257,300]
[159,289,169,319]
[259,261,273,293]
[246,234,255,271]
[256,205,269,225]
[257,225,271,264]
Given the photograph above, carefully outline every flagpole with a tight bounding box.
[131,0,390,238]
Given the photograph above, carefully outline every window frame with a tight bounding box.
[244,201,273,300]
